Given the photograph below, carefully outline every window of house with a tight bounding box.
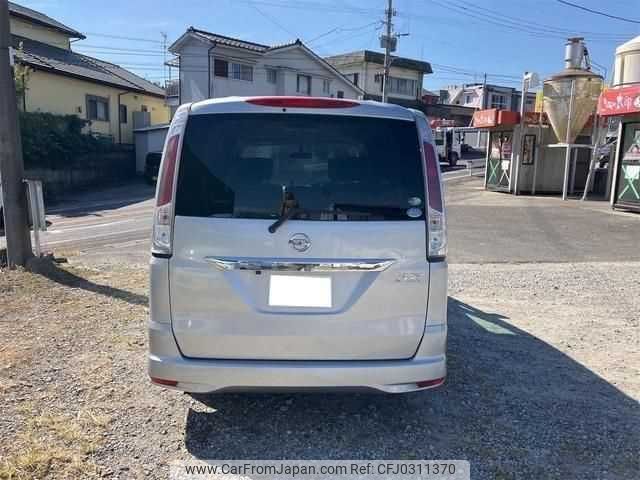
[297,74,311,95]
[348,73,359,86]
[214,58,229,77]
[490,94,508,109]
[337,90,344,98]
[387,77,416,96]
[232,63,253,81]
[119,104,127,124]
[464,94,473,105]
[141,105,148,112]
[266,68,277,84]
[322,79,330,94]
[86,95,109,121]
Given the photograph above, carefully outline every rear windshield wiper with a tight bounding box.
[268,186,299,233]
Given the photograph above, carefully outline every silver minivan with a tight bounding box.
[148,96,448,394]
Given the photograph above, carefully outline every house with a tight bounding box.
[422,89,440,105]
[443,83,536,112]
[9,1,169,144]
[325,50,432,108]
[167,28,364,106]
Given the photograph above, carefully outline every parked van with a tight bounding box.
[434,127,463,166]
[148,97,448,393]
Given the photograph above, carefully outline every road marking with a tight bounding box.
[42,227,150,246]
[48,219,141,234]
[46,196,153,214]
[443,170,485,182]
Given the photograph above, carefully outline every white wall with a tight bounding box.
[178,40,209,103]
[354,63,423,100]
[176,38,360,102]
[134,126,169,173]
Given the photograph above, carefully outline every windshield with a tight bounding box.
[175,113,425,221]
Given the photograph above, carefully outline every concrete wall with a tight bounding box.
[10,16,70,49]
[177,37,360,102]
[25,148,135,200]
[515,126,592,194]
[24,70,170,144]
[134,126,169,173]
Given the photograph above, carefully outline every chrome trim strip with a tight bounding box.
[204,257,395,272]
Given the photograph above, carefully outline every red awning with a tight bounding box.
[472,109,520,128]
[598,84,640,117]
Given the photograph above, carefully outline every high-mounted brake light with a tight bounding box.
[246,97,359,108]
[152,104,190,257]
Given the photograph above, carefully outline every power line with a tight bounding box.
[235,0,630,43]
[81,32,164,44]
[307,21,381,44]
[248,1,300,39]
[556,0,640,24]
[451,0,631,39]
[425,0,627,42]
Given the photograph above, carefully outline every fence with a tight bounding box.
[25,146,135,200]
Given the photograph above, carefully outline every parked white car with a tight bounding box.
[148,96,448,393]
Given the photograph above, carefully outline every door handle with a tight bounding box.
[204,257,395,272]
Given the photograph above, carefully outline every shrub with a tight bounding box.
[19,112,117,169]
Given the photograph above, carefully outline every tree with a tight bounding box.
[13,42,31,111]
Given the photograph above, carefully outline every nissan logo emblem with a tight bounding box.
[289,233,311,252]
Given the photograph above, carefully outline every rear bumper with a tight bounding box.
[148,320,446,394]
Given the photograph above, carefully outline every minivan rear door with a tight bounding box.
[169,111,430,360]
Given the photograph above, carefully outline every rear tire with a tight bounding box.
[449,152,459,167]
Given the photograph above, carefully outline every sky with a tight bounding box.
[17,0,640,92]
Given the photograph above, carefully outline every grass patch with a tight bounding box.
[0,409,110,480]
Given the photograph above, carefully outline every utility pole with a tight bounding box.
[381,0,394,103]
[481,72,487,109]
[0,0,33,267]
[161,31,168,86]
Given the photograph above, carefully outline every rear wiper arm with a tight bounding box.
[268,186,299,233]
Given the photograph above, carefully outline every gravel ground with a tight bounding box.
[1,260,638,480]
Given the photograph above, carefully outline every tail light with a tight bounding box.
[152,105,190,257]
[423,142,447,260]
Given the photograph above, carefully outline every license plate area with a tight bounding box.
[268,275,332,308]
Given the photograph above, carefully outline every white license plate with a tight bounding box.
[268,275,332,308]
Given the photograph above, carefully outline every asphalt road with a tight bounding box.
[6,153,639,265]
[21,161,483,263]
[29,181,156,262]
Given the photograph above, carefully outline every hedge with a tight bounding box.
[19,112,119,170]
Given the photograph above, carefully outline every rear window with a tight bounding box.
[175,113,425,221]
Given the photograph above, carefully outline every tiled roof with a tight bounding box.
[188,28,302,53]
[326,50,433,74]
[13,35,165,98]
[189,28,270,52]
[9,2,85,39]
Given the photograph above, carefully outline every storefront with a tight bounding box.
[472,109,519,192]
[598,85,640,212]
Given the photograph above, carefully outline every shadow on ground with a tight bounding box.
[31,260,148,306]
[46,179,155,218]
[183,298,639,479]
